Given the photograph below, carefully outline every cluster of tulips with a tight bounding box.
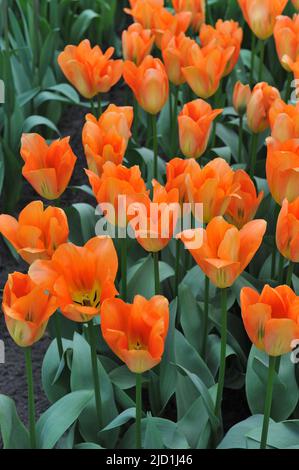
[2,0,299,450]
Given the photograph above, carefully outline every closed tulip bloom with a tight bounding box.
[225,170,264,229]
[233,81,251,116]
[125,0,164,29]
[274,15,299,72]
[172,0,206,32]
[101,295,169,373]
[29,237,118,323]
[122,23,155,65]
[178,99,222,159]
[152,8,191,48]
[161,32,196,86]
[58,40,123,99]
[269,99,299,141]
[276,197,299,261]
[123,56,169,114]
[187,158,240,223]
[2,272,58,347]
[21,134,77,200]
[238,0,288,40]
[241,285,299,356]
[130,180,179,252]
[182,43,234,98]
[0,201,69,264]
[82,105,133,176]
[266,137,299,204]
[86,162,148,227]
[200,20,243,76]
[178,216,266,288]
[247,82,280,133]
[166,157,200,204]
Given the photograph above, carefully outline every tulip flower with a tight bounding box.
[172,0,205,32]
[86,162,148,228]
[274,15,299,72]
[182,42,234,99]
[166,157,200,204]
[247,82,281,134]
[237,0,288,40]
[122,23,155,65]
[178,99,222,159]
[178,216,266,288]
[276,197,299,262]
[101,295,169,373]
[269,99,299,141]
[2,272,58,347]
[58,40,123,99]
[161,32,196,86]
[29,236,118,323]
[123,56,169,115]
[130,180,179,253]
[124,0,164,29]
[20,133,77,200]
[241,284,299,356]
[266,137,299,205]
[82,105,133,176]
[225,170,264,229]
[152,8,191,48]
[200,20,243,76]
[187,158,240,223]
[0,201,69,264]
[233,81,251,116]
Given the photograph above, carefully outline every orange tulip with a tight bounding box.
[130,180,179,252]
[274,15,299,72]
[233,81,251,116]
[0,201,69,264]
[241,285,299,356]
[178,216,267,288]
[247,82,280,133]
[29,236,118,323]
[123,56,169,114]
[2,272,58,347]
[152,8,191,48]
[21,133,77,200]
[187,158,240,223]
[200,20,243,76]
[101,295,169,373]
[238,0,288,40]
[86,162,148,227]
[276,197,299,262]
[125,0,164,29]
[266,137,299,205]
[82,104,133,176]
[182,42,234,98]
[178,99,222,159]
[225,170,264,229]
[165,157,200,204]
[269,99,299,141]
[161,32,196,86]
[122,23,155,65]
[58,40,123,99]
[172,0,206,32]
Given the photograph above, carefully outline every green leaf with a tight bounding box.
[159,299,177,410]
[22,115,60,135]
[39,29,59,81]
[70,10,100,42]
[101,408,136,432]
[218,415,266,449]
[48,84,80,103]
[75,442,105,449]
[109,365,136,390]
[0,395,29,449]
[144,414,165,449]
[179,283,203,354]
[42,338,72,403]
[66,203,96,245]
[246,420,299,449]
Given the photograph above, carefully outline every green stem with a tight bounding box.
[271,204,280,279]
[260,355,277,449]
[201,276,210,359]
[238,115,244,163]
[250,33,256,86]
[133,97,138,142]
[121,236,127,301]
[153,252,160,295]
[175,238,181,298]
[135,373,142,449]
[54,313,63,359]
[97,94,102,118]
[152,114,158,180]
[286,262,294,287]
[258,40,265,82]
[285,73,293,103]
[278,255,284,283]
[90,99,96,117]
[214,288,227,421]
[249,133,258,179]
[87,321,102,429]
[172,85,179,154]
[169,84,173,141]
[25,347,36,449]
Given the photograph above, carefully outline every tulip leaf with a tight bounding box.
[101,408,136,432]
[22,115,60,135]
[246,420,299,449]
[109,365,136,390]
[144,414,165,450]
[217,415,266,449]
[179,283,203,354]
[66,203,96,245]
[74,442,105,449]
[0,395,29,449]
[70,10,100,42]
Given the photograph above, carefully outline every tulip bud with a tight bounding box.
[233,81,251,115]
[247,82,280,133]
[122,23,155,65]
[274,15,299,72]
[238,0,288,40]
[276,197,299,262]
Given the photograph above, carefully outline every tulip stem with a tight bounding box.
[249,133,258,179]
[54,313,63,360]
[135,373,142,449]
[153,252,160,295]
[25,347,36,449]
[175,238,181,298]
[90,99,96,117]
[250,33,256,86]
[121,236,127,301]
[260,355,277,449]
[214,288,227,421]
[172,86,179,154]
[286,261,294,287]
[258,40,265,82]
[152,114,158,180]
[285,73,293,103]
[238,115,244,163]
[97,94,102,118]
[201,276,210,359]
[271,204,280,279]
[87,321,102,429]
